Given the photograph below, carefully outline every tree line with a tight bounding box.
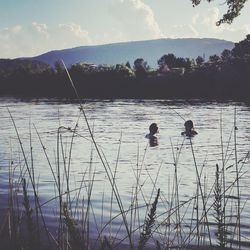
[0,35,249,100]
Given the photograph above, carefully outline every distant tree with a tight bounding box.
[186,58,195,70]
[69,63,98,75]
[115,64,134,77]
[54,60,65,74]
[97,64,114,72]
[158,53,176,69]
[196,56,205,66]
[175,57,187,68]
[69,63,85,74]
[209,54,221,63]
[134,58,148,78]
[125,61,131,69]
[174,57,193,70]
[190,0,248,25]
[232,34,250,58]
[0,59,52,76]
[134,58,148,70]
[221,49,233,62]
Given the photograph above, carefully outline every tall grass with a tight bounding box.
[138,188,160,250]
[1,107,249,249]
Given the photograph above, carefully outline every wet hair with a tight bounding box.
[184,120,194,129]
[149,123,158,134]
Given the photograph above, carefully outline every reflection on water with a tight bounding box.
[0,98,250,248]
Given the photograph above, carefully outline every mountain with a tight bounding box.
[31,38,234,68]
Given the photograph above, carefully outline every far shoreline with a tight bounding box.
[0,73,249,103]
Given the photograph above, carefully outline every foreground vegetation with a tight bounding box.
[0,35,250,100]
[0,94,250,250]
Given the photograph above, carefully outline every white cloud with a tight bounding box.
[191,7,223,33]
[58,23,91,42]
[0,25,25,58]
[192,14,199,25]
[94,29,125,45]
[0,25,22,40]
[190,7,249,41]
[166,24,199,38]
[32,22,49,38]
[9,25,22,34]
[0,22,92,58]
[111,0,163,40]
[215,24,250,42]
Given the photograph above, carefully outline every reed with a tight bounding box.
[61,60,134,249]
[63,202,83,250]
[22,178,38,250]
[234,107,241,249]
[213,164,226,248]
[2,115,248,249]
[138,188,160,250]
[7,109,54,249]
[189,137,212,246]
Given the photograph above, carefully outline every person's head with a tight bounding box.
[149,123,158,135]
[184,120,194,131]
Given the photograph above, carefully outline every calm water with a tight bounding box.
[0,97,250,248]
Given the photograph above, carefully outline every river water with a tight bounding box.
[0,98,250,249]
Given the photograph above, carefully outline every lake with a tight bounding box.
[0,97,250,249]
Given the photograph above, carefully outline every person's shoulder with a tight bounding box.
[146,133,157,139]
[181,131,198,137]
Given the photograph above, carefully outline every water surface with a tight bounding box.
[0,98,250,248]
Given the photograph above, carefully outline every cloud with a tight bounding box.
[111,0,163,40]
[58,23,91,42]
[8,25,22,34]
[0,22,92,58]
[0,25,25,57]
[192,7,223,33]
[0,25,22,40]
[55,23,92,49]
[32,22,49,38]
[167,24,199,38]
[190,7,249,41]
[216,24,250,42]
[93,29,125,45]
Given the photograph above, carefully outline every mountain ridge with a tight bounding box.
[30,38,234,67]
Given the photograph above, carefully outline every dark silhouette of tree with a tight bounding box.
[54,60,65,74]
[1,34,250,100]
[209,54,220,62]
[232,34,250,58]
[158,54,193,71]
[158,54,176,69]
[191,0,248,25]
[115,64,134,77]
[69,62,98,75]
[134,58,148,78]
[221,49,233,62]
[175,57,186,68]
[185,58,194,70]
[0,59,51,75]
[125,61,131,69]
[196,56,205,66]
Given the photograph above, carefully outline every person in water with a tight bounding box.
[181,120,197,137]
[145,123,159,146]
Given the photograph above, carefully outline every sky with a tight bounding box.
[0,0,250,59]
